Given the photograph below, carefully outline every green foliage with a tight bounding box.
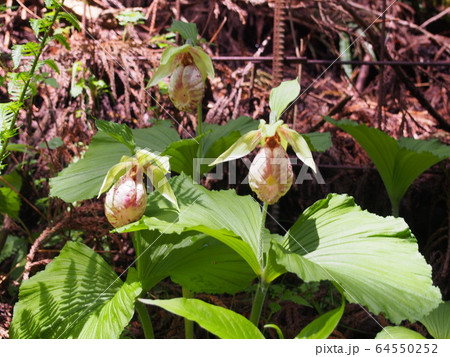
[325,117,450,215]
[133,230,255,293]
[119,173,441,326]
[0,235,27,265]
[140,298,264,339]
[169,20,199,45]
[118,173,266,276]
[115,10,146,26]
[163,116,258,176]
[1,0,75,171]
[95,119,135,153]
[420,301,450,339]
[0,185,21,219]
[10,242,142,338]
[274,193,442,324]
[50,121,179,202]
[269,78,300,123]
[375,326,426,339]
[296,297,345,339]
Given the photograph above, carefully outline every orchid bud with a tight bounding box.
[248,145,294,205]
[168,64,204,113]
[104,168,147,228]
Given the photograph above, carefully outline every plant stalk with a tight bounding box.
[195,101,203,180]
[250,202,269,326]
[249,280,268,326]
[258,202,268,267]
[391,198,399,218]
[182,287,194,339]
[135,301,155,339]
[0,3,63,164]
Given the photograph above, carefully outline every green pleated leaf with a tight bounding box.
[302,132,332,152]
[274,193,442,324]
[140,298,264,339]
[95,119,135,152]
[168,21,198,45]
[118,174,263,276]
[296,298,345,339]
[50,121,179,202]
[163,116,258,176]
[133,230,255,293]
[10,242,142,338]
[420,301,450,339]
[325,117,450,214]
[376,326,426,339]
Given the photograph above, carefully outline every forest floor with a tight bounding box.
[0,0,449,339]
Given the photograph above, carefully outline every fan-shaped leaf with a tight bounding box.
[420,301,450,339]
[50,121,179,202]
[133,230,255,293]
[10,242,142,338]
[274,193,441,324]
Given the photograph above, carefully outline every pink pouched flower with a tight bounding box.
[104,167,147,228]
[168,64,204,113]
[249,143,294,205]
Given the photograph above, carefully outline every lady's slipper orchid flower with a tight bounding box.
[104,166,147,228]
[210,79,317,205]
[99,149,178,228]
[147,21,214,112]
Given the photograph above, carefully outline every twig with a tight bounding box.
[336,0,450,132]
[420,7,450,28]
[23,220,65,280]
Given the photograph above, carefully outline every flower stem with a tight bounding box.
[391,199,400,218]
[250,202,269,326]
[135,301,155,339]
[249,280,268,326]
[258,202,268,267]
[182,287,194,339]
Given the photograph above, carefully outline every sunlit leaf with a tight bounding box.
[140,298,264,339]
[118,174,263,276]
[375,326,425,339]
[95,119,135,152]
[10,242,142,338]
[133,230,255,293]
[50,121,179,202]
[274,193,442,324]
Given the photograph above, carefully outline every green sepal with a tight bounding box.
[278,125,317,173]
[189,46,215,80]
[146,163,179,210]
[210,129,261,166]
[135,149,170,173]
[97,159,134,197]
